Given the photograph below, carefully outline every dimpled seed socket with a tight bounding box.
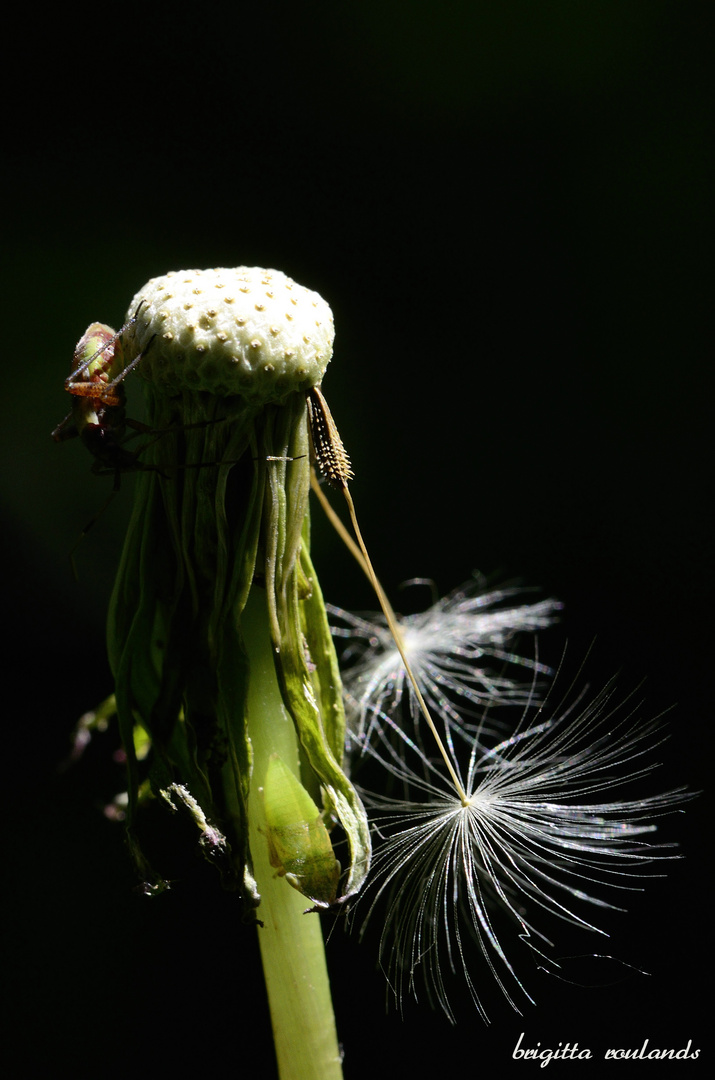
[125,267,335,402]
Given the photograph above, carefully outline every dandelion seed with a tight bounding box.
[352,673,692,1023]
[329,578,561,751]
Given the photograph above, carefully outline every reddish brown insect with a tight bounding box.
[51,305,156,480]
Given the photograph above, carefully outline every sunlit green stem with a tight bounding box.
[242,588,343,1080]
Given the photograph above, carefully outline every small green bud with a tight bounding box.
[124,266,335,401]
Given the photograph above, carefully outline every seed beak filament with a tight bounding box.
[310,468,470,806]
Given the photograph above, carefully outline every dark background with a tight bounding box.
[3,2,710,1075]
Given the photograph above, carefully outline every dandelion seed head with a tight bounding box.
[351,667,692,1023]
[329,578,561,750]
[124,267,334,401]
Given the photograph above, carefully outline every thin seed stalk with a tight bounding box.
[242,588,343,1080]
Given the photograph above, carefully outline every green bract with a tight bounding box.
[107,267,370,911]
[262,754,341,910]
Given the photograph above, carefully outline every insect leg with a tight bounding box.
[51,410,77,443]
[99,332,156,398]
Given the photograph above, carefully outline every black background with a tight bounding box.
[3,2,710,1076]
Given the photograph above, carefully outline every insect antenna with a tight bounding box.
[98,330,155,399]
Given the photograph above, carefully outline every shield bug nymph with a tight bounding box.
[52,305,156,482]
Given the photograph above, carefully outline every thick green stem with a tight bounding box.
[242,589,343,1080]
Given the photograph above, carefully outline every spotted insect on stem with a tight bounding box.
[261,753,341,910]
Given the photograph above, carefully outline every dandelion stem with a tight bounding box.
[243,588,344,1080]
